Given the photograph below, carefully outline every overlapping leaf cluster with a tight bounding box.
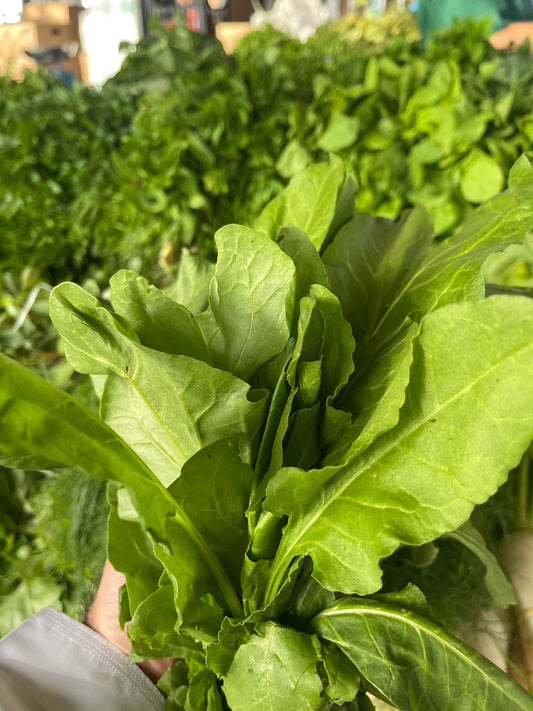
[1,157,533,708]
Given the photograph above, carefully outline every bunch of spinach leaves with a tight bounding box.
[1,156,533,708]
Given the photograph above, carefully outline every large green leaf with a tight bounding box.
[221,622,323,711]
[168,438,253,590]
[0,353,243,620]
[254,159,345,250]
[198,225,296,381]
[324,157,533,371]
[322,207,433,362]
[312,598,533,711]
[277,225,330,307]
[107,483,163,617]
[126,574,201,661]
[167,249,215,316]
[0,351,159,492]
[264,297,533,599]
[51,282,267,485]
[110,270,209,360]
[326,323,419,465]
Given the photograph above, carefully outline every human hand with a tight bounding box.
[490,22,533,53]
[85,560,174,683]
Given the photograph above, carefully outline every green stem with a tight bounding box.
[132,474,244,619]
[170,501,243,619]
[262,537,292,606]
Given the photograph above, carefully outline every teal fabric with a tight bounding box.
[417,0,533,40]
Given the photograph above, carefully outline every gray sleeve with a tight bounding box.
[0,607,166,711]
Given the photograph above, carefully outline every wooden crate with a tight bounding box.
[215,21,251,52]
[23,2,77,25]
[36,22,79,46]
[0,22,39,58]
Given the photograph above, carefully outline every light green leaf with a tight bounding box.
[168,438,253,590]
[0,352,162,495]
[0,353,244,622]
[198,225,295,381]
[322,207,433,362]
[402,61,459,121]
[127,574,203,662]
[277,225,330,307]
[110,270,209,360]
[460,149,505,204]
[276,139,311,179]
[305,284,355,401]
[322,173,358,251]
[318,112,360,153]
[252,341,296,483]
[51,283,267,485]
[312,598,533,711]
[288,285,355,405]
[283,405,321,469]
[221,622,323,711]
[298,361,322,408]
[0,578,63,638]
[325,156,533,372]
[107,483,163,621]
[205,615,254,678]
[151,515,226,641]
[254,159,345,250]
[157,662,189,710]
[167,249,215,316]
[327,323,419,465]
[265,297,533,599]
[186,658,224,711]
[321,644,360,704]
[445,521,516,609]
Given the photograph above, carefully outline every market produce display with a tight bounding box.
[1,10,533,706]
[2,15,533,288]
[1,157,533,708]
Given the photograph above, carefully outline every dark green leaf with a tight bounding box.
[312,598,533,711]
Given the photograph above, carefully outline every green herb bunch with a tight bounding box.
[0,68,135,283]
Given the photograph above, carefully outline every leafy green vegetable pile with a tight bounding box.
[2,16,532,285]
[0,68,135,283]
[330,8,421,51]
[1,157,533,708]
[86,15,533,261]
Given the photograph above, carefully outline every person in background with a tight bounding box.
[416,0,533,52]
[0,561,173,710]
